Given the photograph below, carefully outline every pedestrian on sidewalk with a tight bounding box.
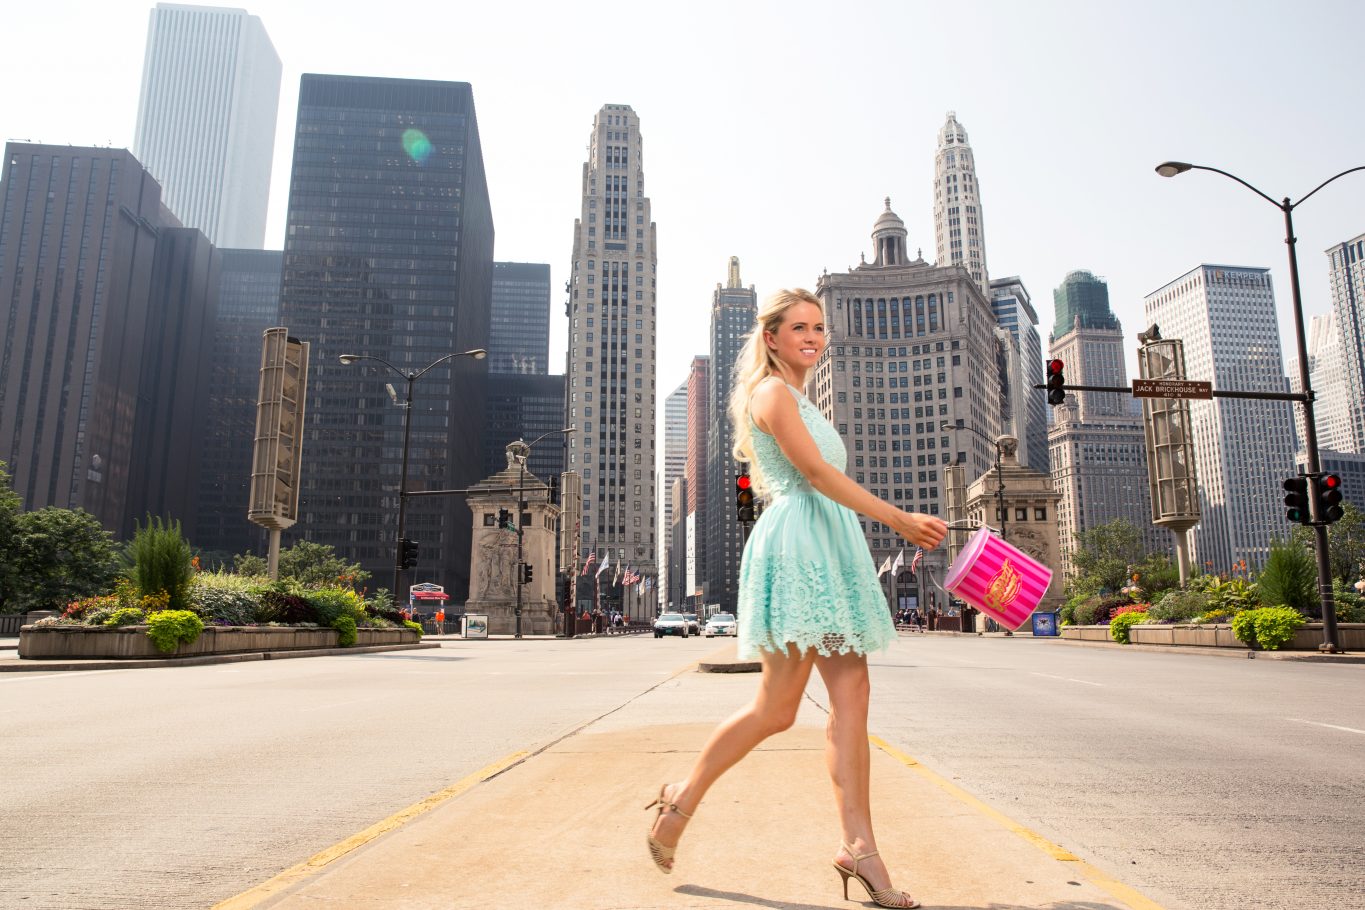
[645,289,946,908]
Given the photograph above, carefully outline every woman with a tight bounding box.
[646,289,946,908]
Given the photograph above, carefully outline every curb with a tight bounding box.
[0,641,440,672]
[1045,636,1363,663]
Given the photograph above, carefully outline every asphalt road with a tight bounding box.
[1,634,1361,909]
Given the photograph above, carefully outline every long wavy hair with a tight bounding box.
[729,288,824,495]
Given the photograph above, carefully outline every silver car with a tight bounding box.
[704,613,737,637]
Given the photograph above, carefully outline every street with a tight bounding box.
[0,635,1361,909]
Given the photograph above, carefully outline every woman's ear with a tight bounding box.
[763,330,776,350]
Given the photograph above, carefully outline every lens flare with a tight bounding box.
[402,129,433,163]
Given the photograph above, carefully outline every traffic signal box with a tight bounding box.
[1317,473,1344,524]
[1046,359,1066,406]
[1283,476,1310,524]
[399,537,419,570]
[1284,474,1345,525]
[736,472,756,523]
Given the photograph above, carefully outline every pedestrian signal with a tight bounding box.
[1316,473,1344,524]
[736,472,756,523]
[1046,359,1066,406]
[1283,476,1310,524]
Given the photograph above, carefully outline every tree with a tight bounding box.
[233,552,269,577]
[1257,539,1317,614]
[127,515,195,611]
[0,461,23,611]
[7,507,121,613]
[1068,518,1147,595]
[1291,502,1365,585]
[277,540,370,589]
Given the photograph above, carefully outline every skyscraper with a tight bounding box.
[1047,271,1160,577]
[1289,313,1351,454]
[933,112,990,298]
[990,277,1047,472]
[705,258,758,613]
[482,374,566,483]
[1144,265,1295,571]
[489,262,551,376]
[685,355,710,606]
[133,3,281,248]
[196,248,281,559]
[279,75,494,601]
[1326,233,1365,451]
[0,144,218,538]
[814,199,1004,591]
[564,104,658,608]
[662,379,687,603]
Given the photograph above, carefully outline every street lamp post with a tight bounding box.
[339,349,487,602]
[510,426,574,639]
[1156,160,1365,653]
[941,421,1008,542]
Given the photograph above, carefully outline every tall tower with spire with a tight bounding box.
[705,257,758,613]
[933,112,990,298]
[565,104,658,617]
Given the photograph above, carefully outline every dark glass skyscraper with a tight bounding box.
[279,75,494,600]
[490,262,551,375]
[196,249,282,559]
[0,144,217,537]
[482,374,567,483]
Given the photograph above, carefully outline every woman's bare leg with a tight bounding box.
[649,644,815,866]
[816,650,908,897]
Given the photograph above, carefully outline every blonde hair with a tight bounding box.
[729,288,824,494]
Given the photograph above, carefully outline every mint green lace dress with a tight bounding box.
[737,384,896,659]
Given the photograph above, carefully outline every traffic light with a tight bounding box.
[548,475,560,505]
[1316,473,1345,524]
[498,508,514,531]
[736,471,756,523]
[399,538,419,571]
[522,562,534,585]
[1046,359,1066,406]
[1283,476,1310,524]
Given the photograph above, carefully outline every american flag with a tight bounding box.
[910,548,924,574]
[580,553,596,577]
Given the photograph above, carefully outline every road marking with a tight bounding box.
[1030,672,1106,687]
[1286,717,1365,736]
[0,669,125,684]
[869,735,1167,910]
[211,750,530,909]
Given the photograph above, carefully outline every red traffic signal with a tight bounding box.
[1317,473,1344,524]
[1046,359,1066,406]
[737,474,752,490]
[736,471,756,522]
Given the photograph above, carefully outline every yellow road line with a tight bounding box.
[212,750,529,909]
[868,735,1168,910]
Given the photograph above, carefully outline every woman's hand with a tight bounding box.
[889,510,948,550]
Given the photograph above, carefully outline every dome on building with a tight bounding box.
[873,197,905,234]
[868,197,909,267]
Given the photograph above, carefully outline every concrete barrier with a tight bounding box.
[18,625,419,660]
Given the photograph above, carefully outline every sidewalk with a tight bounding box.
[218,647,1162,910]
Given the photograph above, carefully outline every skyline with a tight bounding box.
[5,0,1365,446]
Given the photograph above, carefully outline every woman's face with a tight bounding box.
[765,301,826,371]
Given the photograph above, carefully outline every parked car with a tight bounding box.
[704,612,737,637]
[683,612,701,635]
[653,613,689,638]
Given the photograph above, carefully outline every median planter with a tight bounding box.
[17,625,419,660]
[1063,622,1365,650]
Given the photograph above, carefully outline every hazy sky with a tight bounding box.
[6,0,1364,443]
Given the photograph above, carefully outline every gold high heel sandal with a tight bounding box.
[833,842,921,908]
[644,785,692,874]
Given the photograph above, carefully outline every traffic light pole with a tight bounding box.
[395,374,415,602]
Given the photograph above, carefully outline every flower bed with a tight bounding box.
[1061,622,1365,650]
[17,624,419,660]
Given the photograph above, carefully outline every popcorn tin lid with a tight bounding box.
[943,527,991,592]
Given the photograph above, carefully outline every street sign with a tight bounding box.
[1131,379,1213,400]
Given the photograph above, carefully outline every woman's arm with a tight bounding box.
[751,379,946,550]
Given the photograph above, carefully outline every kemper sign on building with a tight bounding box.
[248,328,309,577]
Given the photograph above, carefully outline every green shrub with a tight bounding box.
[403,620,423,638]
[103,607,145,628]
[63,594,120,621]
[1148,590,1208,623]
[307,587,367,626]
[127,516,195,612]
[1193,607,1235,624]
[254,580,314,624]
[1231,607,1307,650]
[332,614,358,647]
[1330,581,1365,622]
[191,571,261,625]
[1109,610,1149,644]
[1203,576,1260,614]
[145,609,204,653]
[1257,541,1317,613]
[1072,596,1107,625]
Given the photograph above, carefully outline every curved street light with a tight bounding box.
[941,421,1009,542]
[338,349,487,600]
[1155,160,1365,652]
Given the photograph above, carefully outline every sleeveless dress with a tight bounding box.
[736,383,897,659]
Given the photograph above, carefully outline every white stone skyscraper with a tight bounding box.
[1289,313,1352,454]
[1144,265,1296,571]
[565,104,658,610]
[1326,233,1365,450]
[933,112,990,298]
[133,3,281,248]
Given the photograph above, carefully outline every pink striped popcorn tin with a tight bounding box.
[943,528,1053,631]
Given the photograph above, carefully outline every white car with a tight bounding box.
[704,612,737,637]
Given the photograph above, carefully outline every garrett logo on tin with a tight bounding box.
[984,559,1022,612]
